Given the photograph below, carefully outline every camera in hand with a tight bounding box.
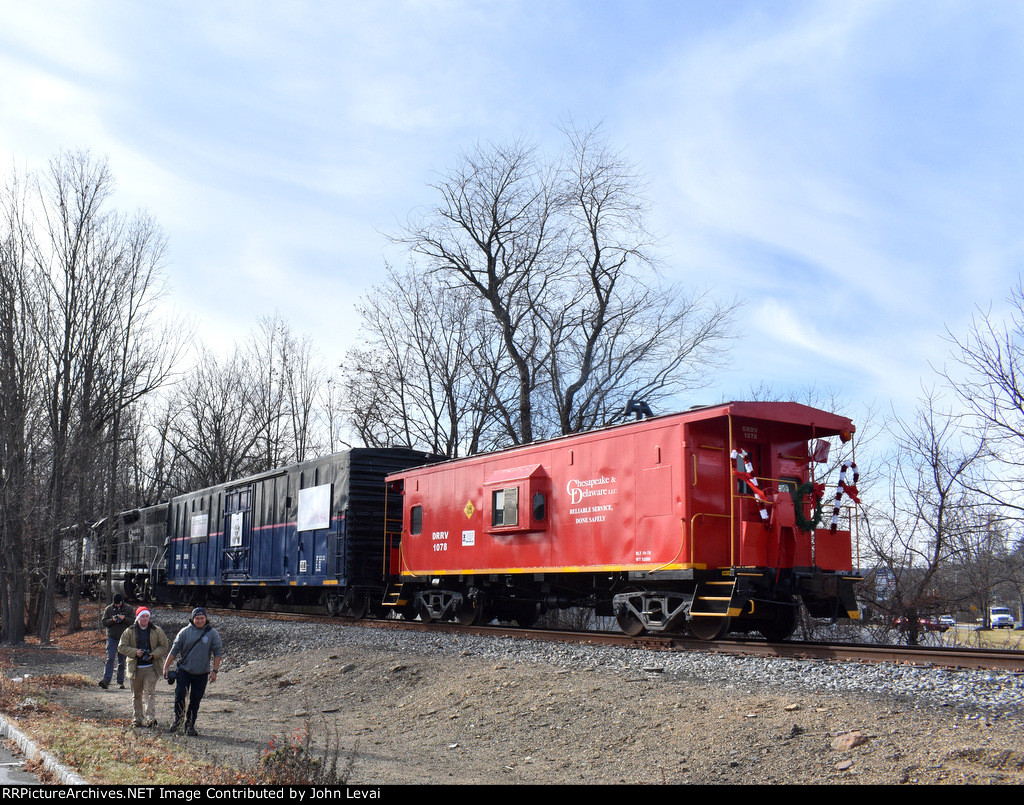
[167,670,177,685]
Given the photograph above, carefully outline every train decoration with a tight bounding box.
[69,401,862,642]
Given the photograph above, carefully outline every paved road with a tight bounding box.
[0,741,40,784]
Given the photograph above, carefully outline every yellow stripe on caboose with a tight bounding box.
[400,562,707,576]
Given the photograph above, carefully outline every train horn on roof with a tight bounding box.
[625,399,653,420]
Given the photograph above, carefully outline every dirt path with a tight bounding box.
[6,631,1024,785]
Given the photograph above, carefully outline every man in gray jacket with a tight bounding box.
[163,607,223,736]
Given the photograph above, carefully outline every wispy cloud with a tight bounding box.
[1,0,1022,418]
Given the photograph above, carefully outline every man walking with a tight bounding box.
[99,593,134,689]
[117,607,169,728]
[164,607,223,736]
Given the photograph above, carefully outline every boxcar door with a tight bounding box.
[222,485,253,580]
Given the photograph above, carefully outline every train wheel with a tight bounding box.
[614,588,646,637]
[399,603,418,621]
[759,603,799,643]
[324,594,343,617]
[417,602,435,624]
[687,614,731,641]
[456,598,486,626]
[344,594,370,620]
[513,603,540,629]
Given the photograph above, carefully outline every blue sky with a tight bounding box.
[3,1,1023,429]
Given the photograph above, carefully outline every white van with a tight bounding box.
[990,606,1015,628]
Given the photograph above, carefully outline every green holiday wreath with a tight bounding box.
[789,482,825,533]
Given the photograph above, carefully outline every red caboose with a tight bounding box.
[384,401,861,641]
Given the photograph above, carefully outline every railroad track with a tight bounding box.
[438,623,1024,672]
[156,601,1024,673]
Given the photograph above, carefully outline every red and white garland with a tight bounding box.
[731,446,861,534]
[731,448,771,525]
[829,461,860,532]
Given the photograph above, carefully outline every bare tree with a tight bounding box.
[396,135,556,445]
[0,166,44,645]
[343,264,502,456]
[163,345,262,492]
[90,209,185,629]
[238,312,331,470]
[33,150,126,644]
[542,123,737,435]
[947,509,1018,627]
[319,376,352,457]
[379,123,738,449]
[277,324,326,463]
[246,313,290,473]
[942,277,1024,514]
[862,389,988,644]
[134,395,185,504]
[0,150,187,643]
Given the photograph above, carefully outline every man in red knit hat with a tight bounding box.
[117,607,169,727]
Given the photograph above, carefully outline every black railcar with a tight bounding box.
[72,503,170,602]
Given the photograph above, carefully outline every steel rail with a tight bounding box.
[158,602,1024,672]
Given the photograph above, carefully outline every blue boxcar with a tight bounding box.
[163,447,438,614]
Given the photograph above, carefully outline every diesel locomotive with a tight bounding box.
[69,503,171,602]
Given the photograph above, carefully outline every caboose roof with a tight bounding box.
[686,400,855,435]
[388,401,855,478]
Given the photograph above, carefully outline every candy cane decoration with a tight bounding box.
[829,462,861,532]
[731,448,771,525]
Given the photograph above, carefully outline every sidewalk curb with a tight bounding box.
[0,713,88,785]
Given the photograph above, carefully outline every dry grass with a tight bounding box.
[1,605,350,785]
[0,672,253,784]
[0,603,264,784]
[947,625,1024,650]
[0,671,351,784]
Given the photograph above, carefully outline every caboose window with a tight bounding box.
[492,487,519,527]
[532,492,546,522]
[734,444,764,496]
[778,476,799,495]
[410,505,423,535]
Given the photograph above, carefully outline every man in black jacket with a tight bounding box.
[99,594,134,689]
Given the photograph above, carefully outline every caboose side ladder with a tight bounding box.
[689,578,735,616]
[687,577,736,639]
[380,580,408,610]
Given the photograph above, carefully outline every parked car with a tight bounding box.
[990,607,1015,628]
[893,616,949,633]
[938,615,956,629]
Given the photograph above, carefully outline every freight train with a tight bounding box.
[162,447,439,614]
[74,401,862,641]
